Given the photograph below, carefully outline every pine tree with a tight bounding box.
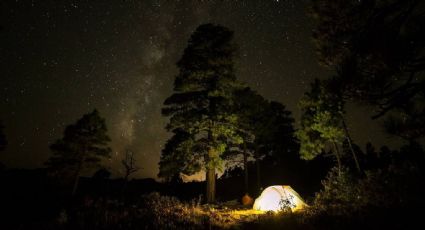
[311,0,425,122]
[225,88,298,193]
[158,128,200,181]
[161,24,242,203]
[295,79,345,174]
[223,87,268,194]
[45,109,111,196]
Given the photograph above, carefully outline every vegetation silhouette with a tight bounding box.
[45,109,112,196]
[160,23,243,203]
[1,1,424,228]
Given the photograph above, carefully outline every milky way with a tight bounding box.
[0,0,395,179]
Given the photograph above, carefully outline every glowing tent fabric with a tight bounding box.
[253,185,307,212]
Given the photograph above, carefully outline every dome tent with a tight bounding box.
[253,185,307,212]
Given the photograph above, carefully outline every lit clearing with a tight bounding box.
[253,185,307,212]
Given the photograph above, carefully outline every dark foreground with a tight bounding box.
[1,191,423,230]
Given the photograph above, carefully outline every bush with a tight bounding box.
[303,149,425,230]
[308,167,361,216]
[137,192,205,229]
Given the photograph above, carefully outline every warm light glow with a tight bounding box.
[253,185,307,212]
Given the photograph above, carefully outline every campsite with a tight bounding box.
[1,0,425,229]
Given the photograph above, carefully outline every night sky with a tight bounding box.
[0,0,399,179]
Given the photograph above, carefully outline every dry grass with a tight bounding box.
[15,193,304,229]
[195,204,266,228]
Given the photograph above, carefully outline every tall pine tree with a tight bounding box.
[295,79,345,174]
[161,24,242,203]
[223,87,267,194]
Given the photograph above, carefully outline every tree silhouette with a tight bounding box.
[383,103,425,143]
[158,128,199,181]
[311,0,425,127]
[223,87,268,194]
[296,77,364,174]
[161,24,242,203]
[246,101,298,192]
[225,88,298,193]
[120,149,139,196]
[45,109,111,196]
[296,79,346,174]
[122,149,139,181]
[257,101,298,164]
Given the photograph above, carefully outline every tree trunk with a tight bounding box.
[256,157,261,194]
[332,141,342,176]
[341,119,361,172]
[206,165,216,203]
[72,150,87,196]
[243,144,249,194]
[72,161,83,196]
[205,140,217,203]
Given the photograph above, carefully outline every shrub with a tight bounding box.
[137,192,204,229]
[303,151,425,230]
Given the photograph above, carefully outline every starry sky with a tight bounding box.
[0,0,399,179]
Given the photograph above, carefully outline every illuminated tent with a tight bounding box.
[253,185,307,212]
